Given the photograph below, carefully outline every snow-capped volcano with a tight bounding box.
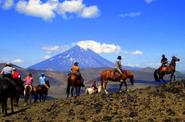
[29,46,114,72]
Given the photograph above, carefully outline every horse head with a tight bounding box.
[170,56,180,66]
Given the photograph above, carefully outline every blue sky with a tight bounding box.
[0,0,185,70]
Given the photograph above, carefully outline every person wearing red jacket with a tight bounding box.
[12,68,21,79]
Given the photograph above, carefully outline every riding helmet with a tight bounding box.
[74,62,79,65]
[117,56,122,60]
[5,62,11,67]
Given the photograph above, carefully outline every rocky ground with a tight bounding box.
[1,80,185,122]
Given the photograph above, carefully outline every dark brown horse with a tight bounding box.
[154,56,180,82]
[33,80,50,103]
[0,78,16,115]
[100,69,134,94]
[66,73,84,97]
[14,78,24,107]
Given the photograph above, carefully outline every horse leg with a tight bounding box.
[2,100,4,113]
[1,101,4,113]
[124,81,128,91]
[71,87,74,97]
[43,94,46,102]
[29,94,32,104]
[34,93,37,103]
[170,72,176,82]
[161,74,166,83]
[15,95,19,107]
[174,73,176,82]
[119,82,123,92]
[11,97,14,113]
[104,81,108,94]
[78,87,81,96]
[3,98,8,115]
[78,86,81,96]
[39,93,42,102]
[24,95,27,105]
[66,84,70,98]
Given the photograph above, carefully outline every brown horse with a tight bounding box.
[24,85,32,105]
[66,73,84,97]
[154,56,180,82]
[100,69,134,94]
[33,80,50,103]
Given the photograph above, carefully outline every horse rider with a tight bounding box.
[0,63,16,86]
[161,54,168,68]
[12,68,21,80]
[92,80,98,93]
[1,63,13,79]
[12,68,22,89]
[71,62,85,87]
[23,73,33,96]
[114,56,123,80]
[39,73,46,87]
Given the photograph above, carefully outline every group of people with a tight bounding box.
[0,63,48,95]
[0,54,174,94]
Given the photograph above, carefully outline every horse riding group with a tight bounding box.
[0,64,50,115]
[0,54,180,115]
[68,55,180,96]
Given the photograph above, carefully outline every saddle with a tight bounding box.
[160,66,170,72]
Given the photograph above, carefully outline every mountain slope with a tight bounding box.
[29,46,114,72]
[2,80,185,121]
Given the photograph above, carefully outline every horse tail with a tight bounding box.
[154,69,159,81]
[129,75,135,85]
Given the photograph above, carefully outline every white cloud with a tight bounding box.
[42,45,61,53]
[124,50,143,55]
[43,55,51,59]
[120,11,141,18]
[16,0,58,20]
[42,45,70,53]
[76,40,121,54]
[81,5,99,18]
[2,0,99,20]
[57,0,100,19]
[2,0,14,9]
[57,0,84,15]
[144,0,155,4]
[12,58,24,64]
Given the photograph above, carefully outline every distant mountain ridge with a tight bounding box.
[29,46,142,72]
[29,46,115,72]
